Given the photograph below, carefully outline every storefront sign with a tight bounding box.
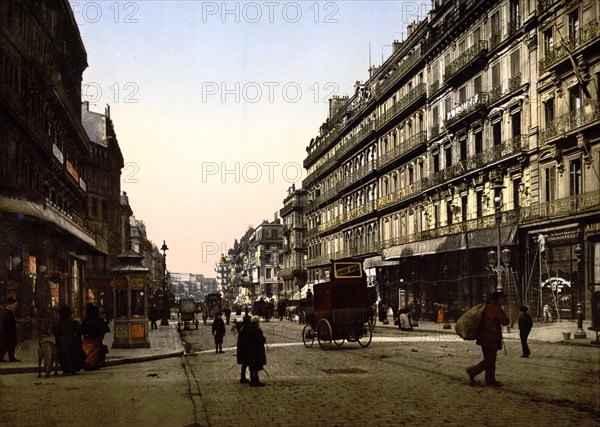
[52,143,64,164]
[584,222,600,235]
[66,160,79,181]
[546,227,579,244]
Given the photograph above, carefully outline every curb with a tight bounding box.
[0,350,184,376]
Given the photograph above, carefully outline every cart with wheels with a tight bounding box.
[177,298,199,331]
[302,260,373,350]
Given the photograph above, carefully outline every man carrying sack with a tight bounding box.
[465,291,509,387]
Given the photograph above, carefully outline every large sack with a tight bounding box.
[455,303,486,340]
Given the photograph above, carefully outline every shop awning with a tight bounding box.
[383,233,466,260]
[466,226,517,248]
[363,255,399,268]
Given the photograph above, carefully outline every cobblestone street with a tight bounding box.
[182,320,600,427]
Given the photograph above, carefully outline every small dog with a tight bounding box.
[37,338,59,378]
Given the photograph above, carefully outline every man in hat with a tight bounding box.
[466,291,509,386]
[0,297,19,362]
[518,305,533,358]
[248,315,267,386]
[212,312,226,354]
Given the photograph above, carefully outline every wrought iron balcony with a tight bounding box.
[540,102,600,145]
[376,46,422,97]
[377,84,427,131]
[508,74,522,92]
[444,40,488,84]
[378,131,427,170]
[443,92,489,128]
[539,17,600,74]
[520,190,600,223]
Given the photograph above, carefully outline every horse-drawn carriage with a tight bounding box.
[302,260,373,349]
[204,293,222,319]
[253,298,274,322]
[177,298,199,330]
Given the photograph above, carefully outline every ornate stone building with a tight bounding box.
[302,0,600,324]
[0,0,104,324]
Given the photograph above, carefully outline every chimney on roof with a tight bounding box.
[105,104,111,119]
[392,40,402,53]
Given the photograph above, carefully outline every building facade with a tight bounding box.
[250,218,284,300]
[0,0,105,325]
[302,0,600,324]
[280,184,307,299]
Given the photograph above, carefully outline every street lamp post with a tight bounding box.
[490,177,506,292]
[574,244,586,339]
[160,240,169,326]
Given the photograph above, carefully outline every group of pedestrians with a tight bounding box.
[234,314,267,387]
[0,298,109,375]
[52,303,110,374]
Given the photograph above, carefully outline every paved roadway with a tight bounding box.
[181,320,600,427]
[1,319,598,427]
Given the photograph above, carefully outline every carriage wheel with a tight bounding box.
[334,338,345,346]
[317,319,332,350]
[302,324,315,348]
[358,323,373,348]
[368,317,376,331]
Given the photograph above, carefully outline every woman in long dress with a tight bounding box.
[81,303,110,371]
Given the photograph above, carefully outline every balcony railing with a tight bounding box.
[377,84,427,130]
[303,121,376,188]
[539,17,600,73]
[443,92,489,128]
[520,190,600,222]
[540,102,600,144]
[376,46,422,97]
[444,40,488,82]
[508,73,522,92]
[378,131,427,169]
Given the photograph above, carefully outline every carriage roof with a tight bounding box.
[313,261,368,313]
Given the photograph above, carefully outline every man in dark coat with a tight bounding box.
[236,314,251,383]
[212,312,226,353]
[518,305,533,358]
[248,315,267,387]
[148,304,160,330]
[466,291,509,386]
[0,297,19,362]
[53,305,84,375]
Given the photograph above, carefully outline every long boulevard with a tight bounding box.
[1,319,599,427]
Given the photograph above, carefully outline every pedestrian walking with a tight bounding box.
[223,305,232,325]
[148,304,160,330]
[236,314,251,383]
[543,303,552,323]
[518,305,533,358]
[466,291,509,386]
[52,305,85,375]
[248,315,267,387]
[81,303,110,371]
[0,297,20,362]
[399,308,413,331]
[212,312,226,353]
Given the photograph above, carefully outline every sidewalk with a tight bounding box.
[0,321,184,376]
[377,316,600,347]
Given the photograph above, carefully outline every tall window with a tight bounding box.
[569,158,582,196]
[408,167,414,185]
[476,191,483,218]
[461,194,468,222]
[511,48,521,78]
[459,138,467,161]
[474,75,482,95]
[445,145,452,168]
[447,200,453,225]
[459,85,467,104]
[491,11,501,37]
[512,111,521,138]
[569,86,582,113]
[512,177,520,209]
[492,63,501,92]
[434,204,440,228]
[433,152,440,173]
[473,26,481,43]
[475,131,483,154]
[544,27,554,54]
[493,121,502,146]
[543,166,556,202]
[568,9,580,44]
[544,97,555,127]
[510,0,520,28]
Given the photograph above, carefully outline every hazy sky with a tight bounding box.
[70,0,429,276]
